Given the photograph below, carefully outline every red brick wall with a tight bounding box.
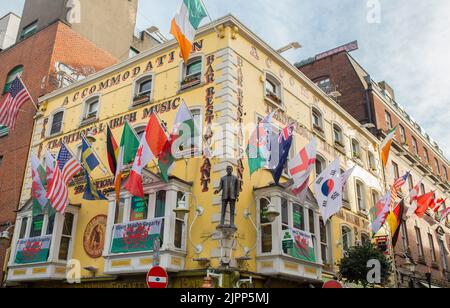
[298,52,371,123]
[396,216,450,287]
[0,21,117,283]
[372,93,449,181]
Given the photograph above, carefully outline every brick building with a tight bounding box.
[297,49,450,287]
[0,20,118,285]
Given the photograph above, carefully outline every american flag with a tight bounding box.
[47,144,82,213]
[390,171,410,207]
[0,77,31,129]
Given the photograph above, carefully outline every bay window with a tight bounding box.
[7,200,79,283]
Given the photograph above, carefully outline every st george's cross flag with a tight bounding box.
[171,0,208,63]
[125,113,168,198]
[0,77,32,129]
[288,139,317,201]
[47,144,82,214]
[314,158,343,222]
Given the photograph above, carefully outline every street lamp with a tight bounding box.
[276,42,302,54]
[260,197,280,222]
[403,257,416,288]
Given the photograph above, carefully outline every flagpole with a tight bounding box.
[17,75,39,111]
[199,0,220,37]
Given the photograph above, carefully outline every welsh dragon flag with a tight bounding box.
[125,114,168,198]
[247,112,275,176]
[158,101,198,182]
[31,153,48,216]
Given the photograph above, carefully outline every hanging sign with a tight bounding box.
[110,218,163,254]
[15,235,52,264]
[282,228,316,263]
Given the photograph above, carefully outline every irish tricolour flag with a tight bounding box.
[171,0,208,63]
[380,126,397,168]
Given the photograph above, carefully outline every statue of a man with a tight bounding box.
[214,166,240,229]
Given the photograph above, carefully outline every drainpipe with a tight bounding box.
[364,75,375,131]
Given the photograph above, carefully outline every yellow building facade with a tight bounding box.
[5,15,384,288]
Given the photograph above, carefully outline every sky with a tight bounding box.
[1,0,449,157]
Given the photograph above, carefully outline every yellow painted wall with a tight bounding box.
[18,18,383,280]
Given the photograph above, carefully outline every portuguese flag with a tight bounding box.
[171,0,208,63]
[387,200,405,248]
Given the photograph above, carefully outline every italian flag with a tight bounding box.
[171,0,208,63]
[380,126,397,168]
[115,122,140,201]
[158,101,198,182]
[125,114,168,198]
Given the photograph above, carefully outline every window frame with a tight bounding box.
[47,108,65,137]
[341,225,353,254]
[415,227,425,259]
[333,123,344,147]
[428,233,437,263]
[264,72,284,108]
[315,154,327,176]
[180,55,204,91]
[3,65,24,94]
[355,180,367,213]
[10,206,78,266]
[312,107,324,133]
[20,20,38,40]
[132,73,154,107]
[385,111,393,130]
[351,139,361,159]
[80,94,100,125]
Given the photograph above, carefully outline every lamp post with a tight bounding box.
[425,267,432,289]
[403,257,416,288]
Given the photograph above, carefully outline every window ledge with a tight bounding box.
[334,143,346,155]
[132,94,152,107]
[79,116,99,128]
[178,80,204,94]
[46,131,64,140]
[264,97,285,111]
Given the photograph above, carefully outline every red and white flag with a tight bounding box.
[288,139,317,201]
[125,113,168,198]
[46,144,82,213]
[406,180,422,218]
[441,206,450,222]
[0,77,32,129]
